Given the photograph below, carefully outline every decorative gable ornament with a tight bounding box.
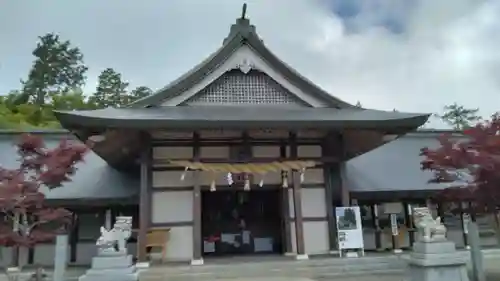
[235,57,256,74]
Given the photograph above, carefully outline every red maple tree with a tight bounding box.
[420,114,500,215]
[0,134,88,247]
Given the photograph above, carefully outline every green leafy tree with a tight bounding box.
[129,86,153,103]
[14,33,87,126]
[0,88,89,129]
[0,102,40,129]
[19,33,88,106]
[88,68,129,108]
[49,89,89,111]
[1,91,23,111]
[438,103,481,130]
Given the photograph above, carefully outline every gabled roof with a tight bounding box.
[53,6,431,167]
[130,16,355,108]
[346,135,446,193]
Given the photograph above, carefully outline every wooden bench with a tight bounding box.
[142,228,170,263]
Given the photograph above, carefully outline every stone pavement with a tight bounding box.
[140,256,500,281]
[2,256,500,281]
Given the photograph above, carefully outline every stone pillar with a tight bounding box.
[53,235,68,281]
[468,222,485,281]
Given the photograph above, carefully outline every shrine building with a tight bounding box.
[2,7,494,267]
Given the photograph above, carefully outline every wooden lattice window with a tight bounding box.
[182,70,308,106]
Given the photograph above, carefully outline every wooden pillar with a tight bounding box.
[437,202,445,223]
[280,143,293,255]
[322,132,339,253]
[191,132,203,265]
[27,247,34,265]
[105,209,112,230]
[340,162,349,207]
[468,201,477,222]
[390,213,402,253]
[404,202,415,247]
[292,171,307,259]
[11,246,19,267]
[70,213,79,263]
[290,132,307,259]
[137,134,152,263]
[371,204,383,251]
[459,201,469,248]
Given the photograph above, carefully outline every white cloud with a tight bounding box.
[0,0,499,128]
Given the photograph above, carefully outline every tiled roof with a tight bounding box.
[0,132,138,204]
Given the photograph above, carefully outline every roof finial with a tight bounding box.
[241,3,247,19]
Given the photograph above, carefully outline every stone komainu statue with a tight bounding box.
[413,207,447,242]
[96,216,133,255]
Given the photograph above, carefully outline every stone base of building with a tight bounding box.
[191,259,204,266]
[295,254,309,260]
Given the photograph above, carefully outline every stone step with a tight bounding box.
[139,256,406,281]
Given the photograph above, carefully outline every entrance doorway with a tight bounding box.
[201,189,284,257]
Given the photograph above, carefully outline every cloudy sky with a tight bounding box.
[1,0,499,127]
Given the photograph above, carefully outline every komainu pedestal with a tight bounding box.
[405,207,469,281]
[405,241,469,281]
[79,216,138,281]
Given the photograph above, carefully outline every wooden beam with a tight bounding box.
[192,132,203,264]
[137,133,152,262]
[153,157,338,166]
